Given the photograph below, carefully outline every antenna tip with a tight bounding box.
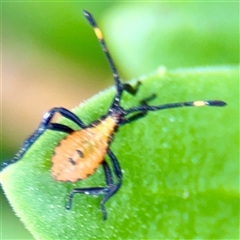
[206,100,227,107]
[83,9,90,17]
[83,10,96,27]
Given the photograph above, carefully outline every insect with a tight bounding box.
[2,10,226,220]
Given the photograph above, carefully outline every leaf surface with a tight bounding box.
[1,66,238,239]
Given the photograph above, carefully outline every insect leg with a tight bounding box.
[102,159,114,186]
[122,81,141,95]
[100,149,122,220]
[2,107,86,169]
[65,160,113,220]
[47,123,74,134]
[48,107,86,129]
[140,93,156,105]
[66,187,106,210]
[121,94,156,125]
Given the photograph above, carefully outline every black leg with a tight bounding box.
[123,81,141,95]
[2,107,86,169]
[100,149,122,220]
[121,94,156,126]
[140,93,156,105]
[120,112,147,126]
[102,159,114,186]
[66,160,113,218]
[66,186,107,210]
[50,107,86,129]
[66,152,122,220]
[47,123,74,134]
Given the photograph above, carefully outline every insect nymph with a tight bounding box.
[3,10,226,220]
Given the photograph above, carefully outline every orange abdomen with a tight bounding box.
[51,116,117,182]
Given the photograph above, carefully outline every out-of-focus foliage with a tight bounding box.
[104,2,238,78]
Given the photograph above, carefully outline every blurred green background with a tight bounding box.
[1,1,238,239]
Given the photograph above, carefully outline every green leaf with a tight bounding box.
[1,66,238,239]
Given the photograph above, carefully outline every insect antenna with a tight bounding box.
[83,10,123,107]
[125,100,227,116]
